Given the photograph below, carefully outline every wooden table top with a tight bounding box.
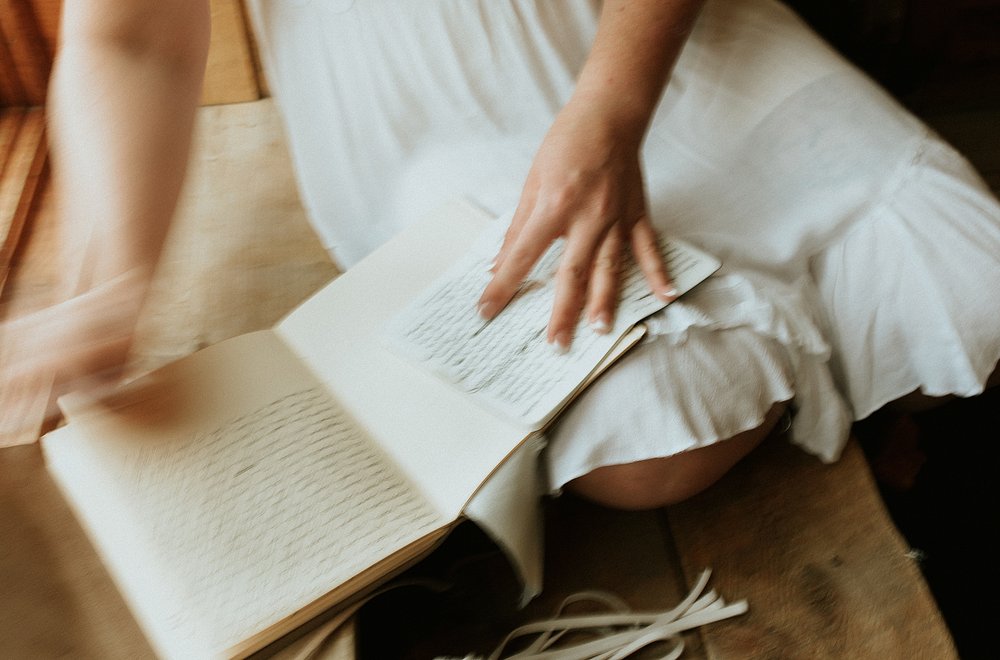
[0,99,957,659]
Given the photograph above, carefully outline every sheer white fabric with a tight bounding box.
[246,0,1000,489]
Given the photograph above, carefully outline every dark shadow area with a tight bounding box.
[355,520,523,660]
[786,0,1000,100]
[856,387,1000,659]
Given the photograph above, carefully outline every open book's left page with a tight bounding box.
[42,330,446,660]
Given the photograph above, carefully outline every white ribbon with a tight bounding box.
[480,569,747,660]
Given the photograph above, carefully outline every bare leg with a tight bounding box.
[565,402,788,510]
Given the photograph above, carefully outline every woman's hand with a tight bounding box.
[0,271,147,438]
[476,0,704,351]
[478,99,675,351]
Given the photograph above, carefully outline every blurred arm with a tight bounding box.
[50,0,211,293]
[0,0,211,437]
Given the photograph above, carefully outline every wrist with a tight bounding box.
[561,91,651,151]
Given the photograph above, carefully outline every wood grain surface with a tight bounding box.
[0,107,46,293]
[667,437,958,659]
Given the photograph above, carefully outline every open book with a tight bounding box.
[40,199,720,660]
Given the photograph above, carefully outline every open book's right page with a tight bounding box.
[383,216,721,428]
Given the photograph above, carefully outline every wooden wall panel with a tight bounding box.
[0,107,46,290]
[0,0,53,106]
[0,178,56,448]
[0,32,27,106]
[27,0,61,57]
[0,107,24,176]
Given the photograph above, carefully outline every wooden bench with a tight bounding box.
[0,2,964,657]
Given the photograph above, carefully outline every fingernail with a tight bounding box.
[590,315,611,334]
[663,286,679,300]
[478,300,499,319]
[486,259,497,273]
[551,332,570,354]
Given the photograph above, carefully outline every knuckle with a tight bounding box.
[559,260,589,284]
[544,187,576,217]
[595,253,619,272]
[596,191,617,219]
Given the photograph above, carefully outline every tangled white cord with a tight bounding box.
[458,569,747,660]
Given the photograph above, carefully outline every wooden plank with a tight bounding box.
[0,26,27,106]
[200,0,261,105]
[0,174,57,447]
[28,0,62,58]
[666,437,958,658]
[0,0,52,105]
[0,107,46,290]
[0,108,26,177]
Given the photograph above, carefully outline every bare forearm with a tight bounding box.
[573,0,705,140]
[49,0,210,294]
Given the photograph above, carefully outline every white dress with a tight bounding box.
[246,0,1000,490]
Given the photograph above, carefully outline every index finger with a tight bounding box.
[490,186,537,274]
[477,208,562,320]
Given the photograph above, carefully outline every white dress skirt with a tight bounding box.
[246,0,1000,491]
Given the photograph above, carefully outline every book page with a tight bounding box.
[44,331,444,660]
[462,434,546,605]
[382,219,721,427]
[276,200,533,521]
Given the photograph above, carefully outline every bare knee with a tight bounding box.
[566,402,787,510]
